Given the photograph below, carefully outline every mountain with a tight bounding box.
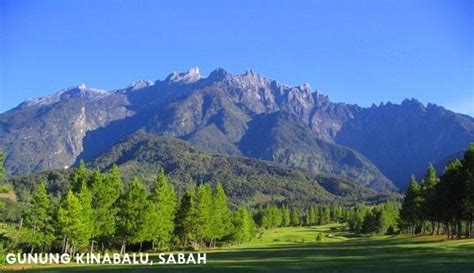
[238,111,395,191]
[0,84,133,174]
[1,67,473,190]
[335,99,474,187]
[6,132,395,207]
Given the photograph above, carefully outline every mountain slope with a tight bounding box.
[238,111,395,191]
[0,85,132,174]
[1,68,472,190]
[86,132,393,206]
[335,99,474,187]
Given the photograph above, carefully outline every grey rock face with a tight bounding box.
[1,68,472,190]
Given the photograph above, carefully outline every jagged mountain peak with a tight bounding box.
[2,67,472,191]
[207,67,231,80]
[401,98,426,111]
[16,84,108,109]
[128,80,154,91]
[164,67,202,84]
[58,84,108,99]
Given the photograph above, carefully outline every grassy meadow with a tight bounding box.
[2,224,473,273]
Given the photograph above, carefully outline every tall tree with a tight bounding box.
[90,165,123,248]
[147,169,177,249]
[195,183,213,246]
[290,208,300,226]
[57,190,89,254]
[441,159,464,238]
[232,206,254,243]
[400,176,423,234]
[116,178,149,254]
[348,204,369,233]
[462,143,474,237]
[70,160,88,193]
[211,183,233,246]
[23,182,54,252]
[77,181,94,251]
[308,206,317,226]
[281,205,291,227]
[175,187,199,247]
[420,164,439,234]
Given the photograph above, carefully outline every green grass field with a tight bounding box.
[3,224,474,273]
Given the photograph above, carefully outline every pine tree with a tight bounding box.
[195,183,213,246]
[211,183,232,246]
[463,143,474,237]
[318,206,331,225]
[90,165,123,246]
[70,160,88,193]
[261,206,272,228]
[23,182,54,252]
[148,169,177,249]
[281,205,291,227]
[400,175,423,234]
[77,181,94,251]
[348,204,369,233]
[116,178,149,254]
[420,164,439,234]
[308,206,317,226]
[232,206,254,243]
[57,190,89,254]
[441,159,464,238]
[175,187,199,247]
[290,208,300,226]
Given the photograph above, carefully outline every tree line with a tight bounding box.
[399,144,474,238]
[11,162,256,254]
[252,204,348,229]
[347,202,399,235]
[2,144,472,258]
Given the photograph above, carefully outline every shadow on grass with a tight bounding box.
[14,236,474,273]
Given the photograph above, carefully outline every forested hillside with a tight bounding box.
[4,132,396,210]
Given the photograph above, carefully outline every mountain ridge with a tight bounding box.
[1,67,472,190]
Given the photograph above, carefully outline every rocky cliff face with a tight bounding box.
[1,67,472,189]
[0,85,133,174]
[335,99,474,186]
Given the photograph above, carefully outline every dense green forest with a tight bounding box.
[3,133,397,212]
[0,161,357,256]
[0,143,473,265]
[398,143,474,238]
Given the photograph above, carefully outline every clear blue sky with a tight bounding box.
[1,0,473,115]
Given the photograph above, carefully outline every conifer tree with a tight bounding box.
[232,206,254,243]
[70,160,88,193]
[290,208,300,226]
[420,164,439,233]
[116,178,149,254]
[148,169,177,249]
[281,205,291,227]
[90,165,123,246]
[195,183,213,246]
[23,182,54,252]
[175,187,199,247]
[211,183,233,246]
[463,143,474,237]
[308,206,317,225]
[57,190,89,254]
[400,176,422,234]
[77,181,94,251]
